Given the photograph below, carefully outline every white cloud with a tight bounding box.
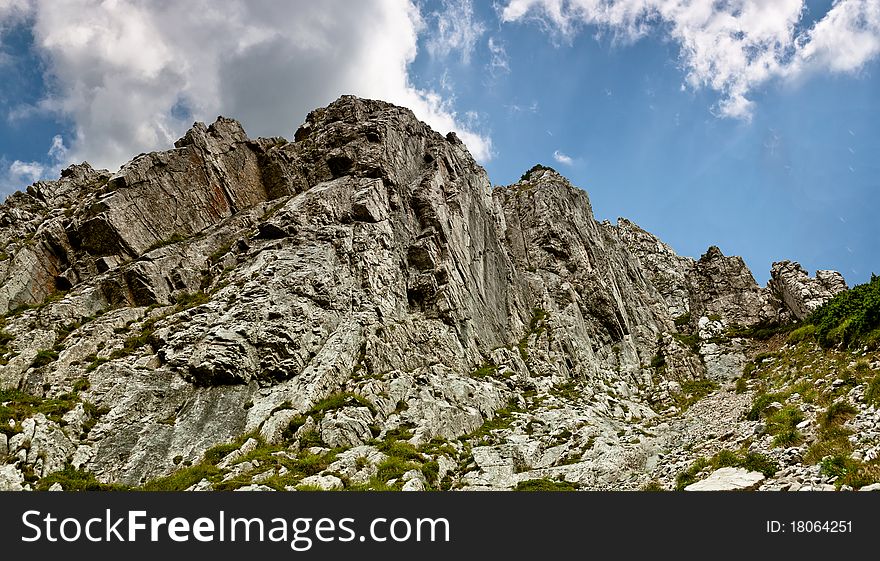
[553,149,573,165]
[500,0,880,120]
[1,0,491,174]
[487,36,510,75]
[0,134,66,192]
[426,0,486,63]
[8,159,43,183]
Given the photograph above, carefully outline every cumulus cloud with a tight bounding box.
[0,134,66,191]
[1,0,491,173]
[553,149,573,165]
[500,0,880,120]
[426,0,486,63]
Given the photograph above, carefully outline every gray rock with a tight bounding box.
[319,407,374,448]
[299,474,344,490]
[0,464,25,491]
[217,438,259,469]
[233,484,275,492]
[769,261,847,320]
[685,467,765,491]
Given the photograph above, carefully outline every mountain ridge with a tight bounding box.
[1,95,872,492]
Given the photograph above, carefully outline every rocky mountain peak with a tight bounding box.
[0,96,861,493]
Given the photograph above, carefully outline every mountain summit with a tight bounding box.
[3,96,875,492]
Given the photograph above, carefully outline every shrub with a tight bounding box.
[809,274,880,349]
[519,164,557,182]
[650,353,666,369]
[673,312,691,328]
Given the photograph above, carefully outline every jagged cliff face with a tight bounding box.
[0,96,850,491]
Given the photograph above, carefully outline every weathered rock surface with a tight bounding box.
[0,96,857,491]
[684,467,765,491]
[769,261,848,320]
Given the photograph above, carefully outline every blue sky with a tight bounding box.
[0,0,878,285]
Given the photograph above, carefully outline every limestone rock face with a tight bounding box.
[769,261,847,320]
[0,95,850,490]
[684,467,765,491]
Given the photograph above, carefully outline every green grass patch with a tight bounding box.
[675,449,778,490]
[36,464,128,491]
[146,233,187,252]
[30,349,59,368]
[865,373,880,407]
[673,312,691,328]
[513,478,578,491]
[141,464,223,491]
[727,320,799,341]
[766,405,804,447]
[0,388,79,436]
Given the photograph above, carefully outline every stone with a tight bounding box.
[48,482,63,491]
[218,438,259,469]
[684,467,765,491]
[319,407,374,448]
[401,469,427,491]
[233,484,274,492]
[298,474,344,490]
[0,464,25,491]
[769,261,847,320]
[260,410,300,445]
[859,483,880,492]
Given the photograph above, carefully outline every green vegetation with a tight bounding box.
[786,324,817,345]
[673,312,691,328]
[513,478,578,491]
[283,392,376,441]
[669,378,718,410]
[464,399,523,446]
[0,328,17,365]
[818,455,880,489]
[36,464,127,491]
[519,164,557,182]
[174,291,210,310]
[0,388,79,436]
[30,349,59,368]
[766,405,804,447]
[517,307,550,362]
[649,352,665,369]
[865,373,880,407]
[672,332,700,352]
[470,363,499,378]
[675,449,778,490]
[141,463,223,491]
[819,400,858,429]
[146,232,187,252]
[808,274,880,349]
[208,241,235,266]
[727,320,799,341]
[110,324,157,359]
